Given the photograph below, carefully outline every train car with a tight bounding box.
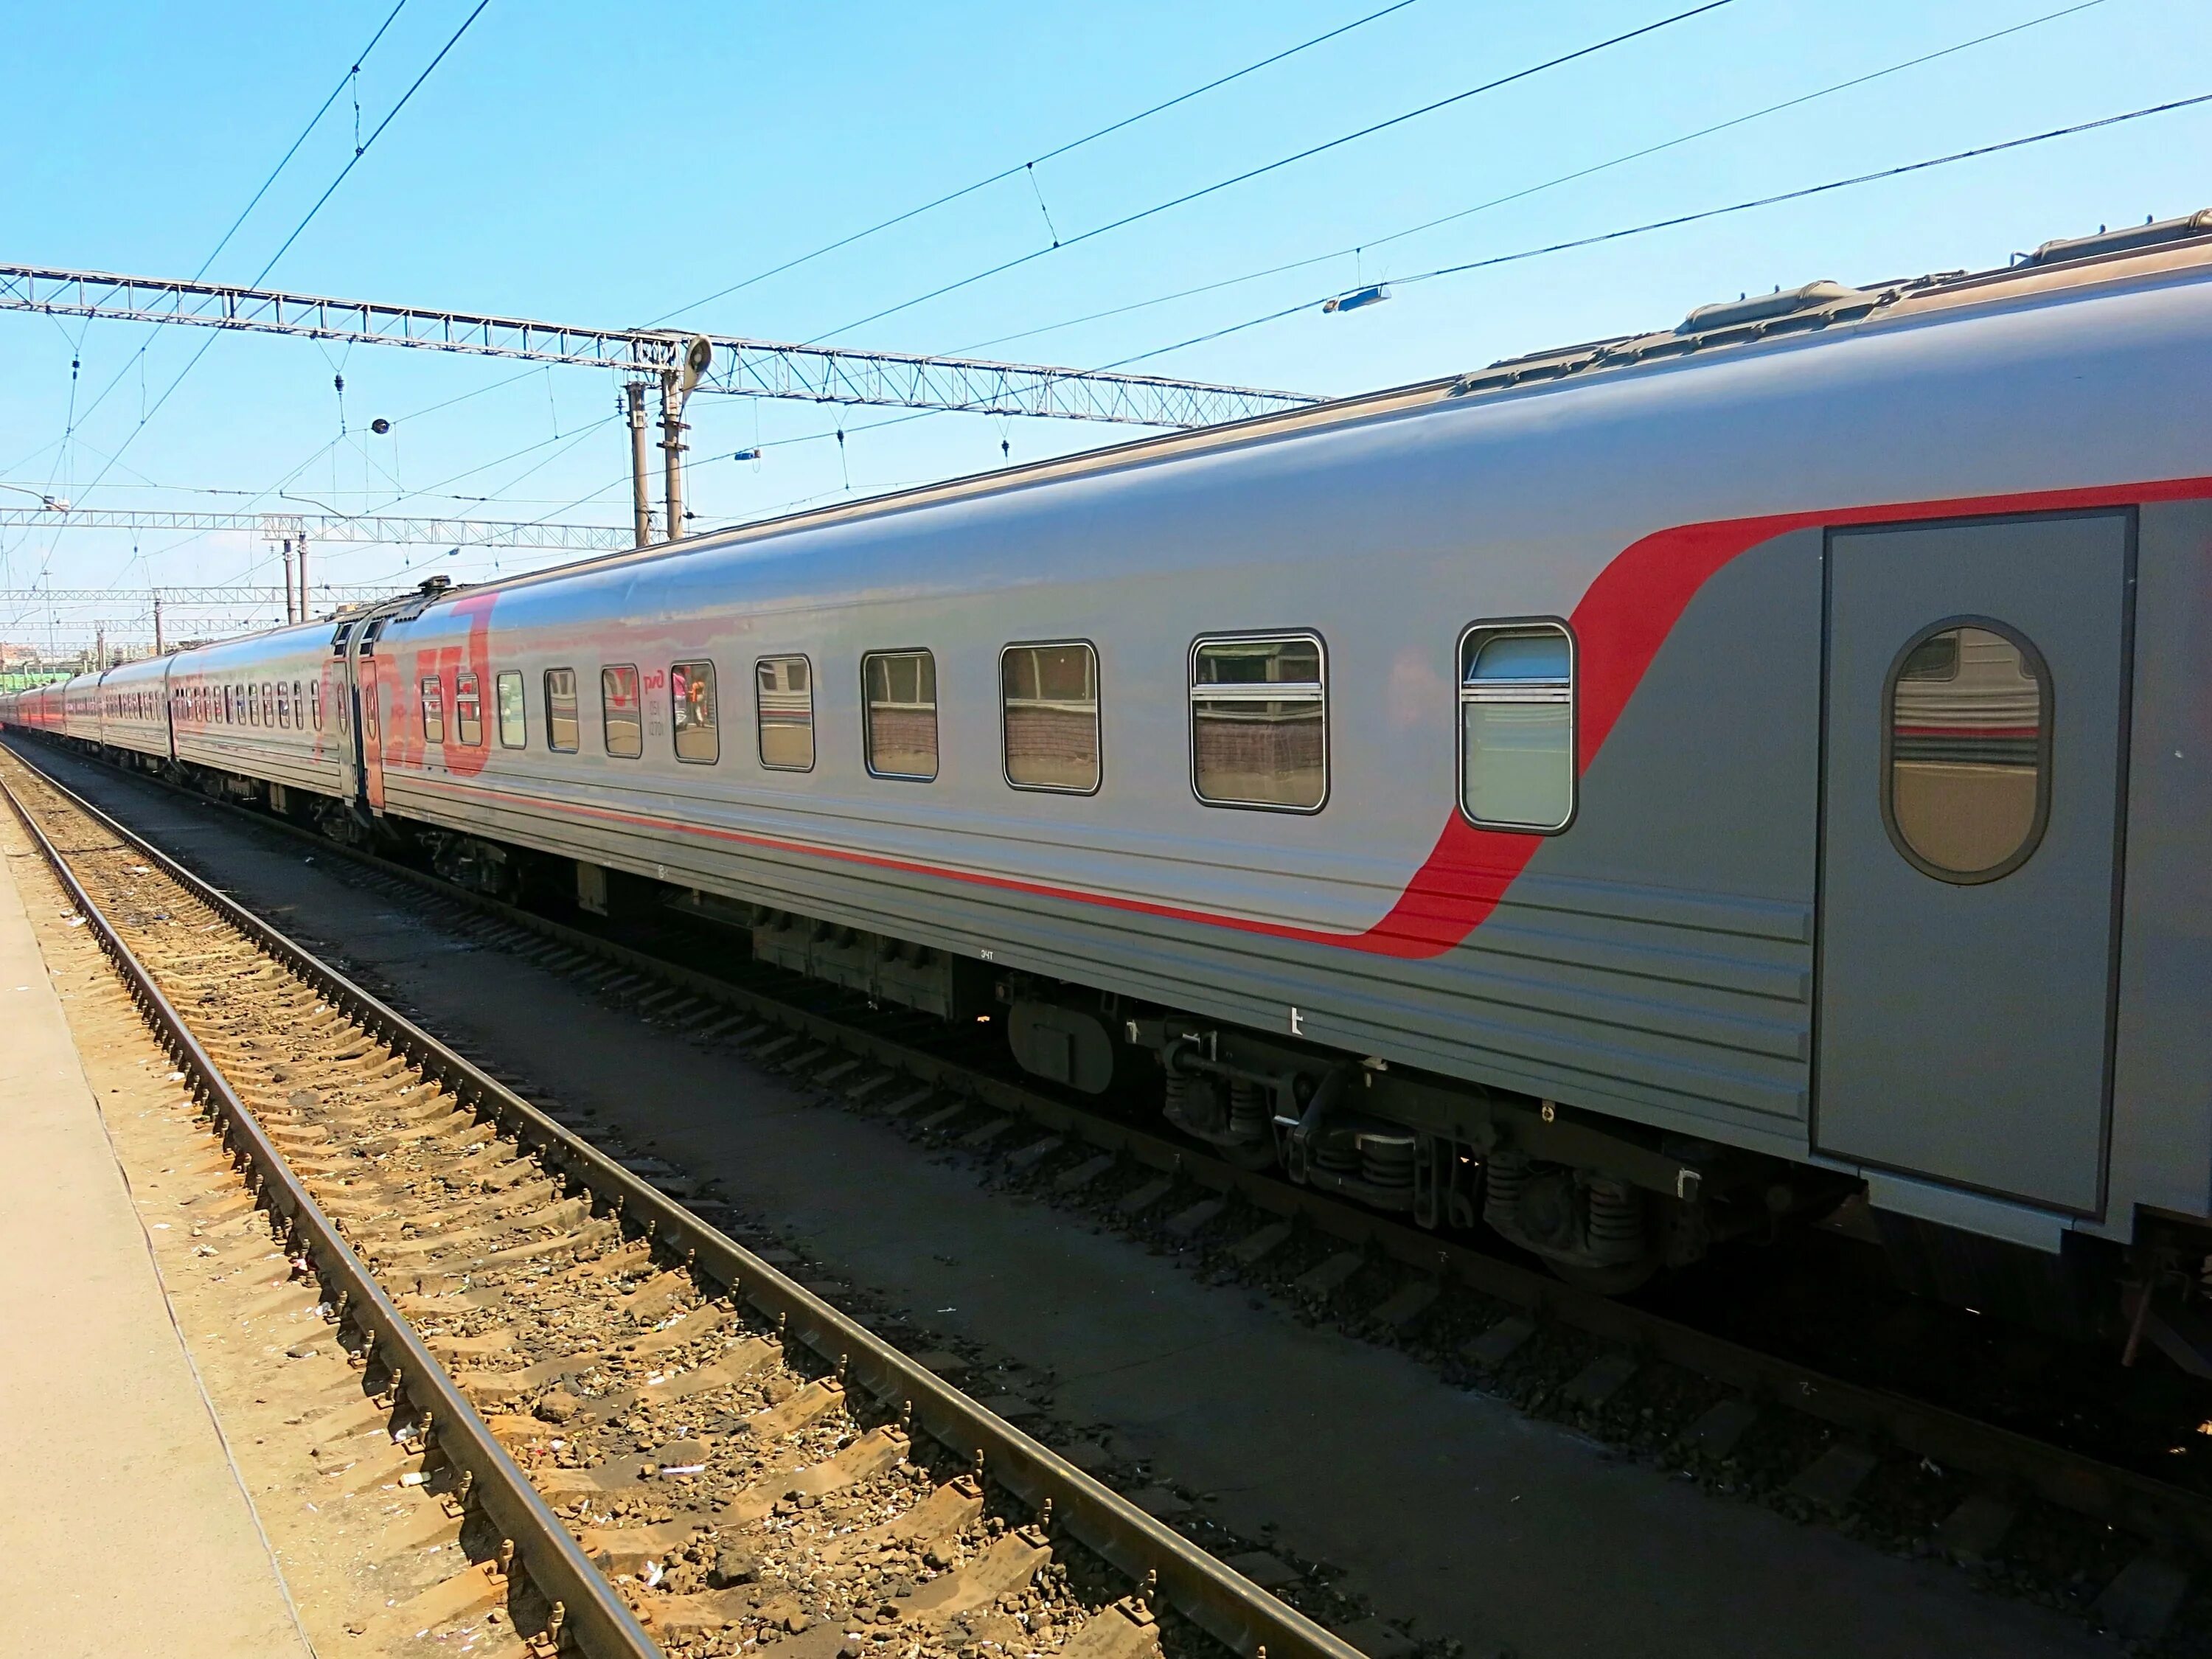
[18,212,2212,1333]
[94,655,176,768]
[60,672,103,745]
[2,682,58,732]
[167,622,349,808]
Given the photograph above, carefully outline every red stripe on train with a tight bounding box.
[388,474,2211,961]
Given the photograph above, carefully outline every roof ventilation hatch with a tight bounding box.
[1677,280,1868,335]
[2027,208,2212,268]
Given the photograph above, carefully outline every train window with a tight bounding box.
[755,655,814,771]
[862,650,937,780]
[310,681,322,732]
[671,661,718,764]
[420,675,446,745]
[1001,641,1099,793]
[1458,622,1576,832]
[276,681,291,728]
[454,672,483,747]
[601,665,644,759]
[1884,621,2050,883]
[496,671,526,748]
[545,669,579,753]
[262,684,274,726]
[295,681,307,731]
[1189,633,1326,811]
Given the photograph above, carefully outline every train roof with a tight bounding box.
[135,206,2212,660]
[440,209,2212,600]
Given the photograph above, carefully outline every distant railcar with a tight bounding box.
[10,214,2211,1332]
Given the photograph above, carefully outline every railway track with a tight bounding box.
[0,748,1363,1659]
[11,734,2212,1643]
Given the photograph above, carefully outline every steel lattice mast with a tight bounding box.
[0,263,1318,428]
[0,507,633,552]
[0,585,403,604]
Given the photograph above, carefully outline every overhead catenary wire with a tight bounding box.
[53,2,414,449]
[1101,86,2212,372]
[640,79,2206,535]
[288,32,2185,571]
[71,0,495,577]
[644,0,1426,328]
[44,3,2163,603]
[807,0,1735,344]
[950,0,2110,359]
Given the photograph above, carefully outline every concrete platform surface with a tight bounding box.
[0,835,308,1658]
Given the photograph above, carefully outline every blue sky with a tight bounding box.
[3,0,2208,648]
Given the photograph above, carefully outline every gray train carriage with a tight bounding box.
[94,654,178,765]
[17,214,2212,1334]
[167,623,349,810]
[60,672,103,744]
[331,215,2211,1326]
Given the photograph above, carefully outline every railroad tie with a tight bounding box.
[638,1338,778,1405]
[1057,1598,1164,1659]
[1787,1444,1878,1513]
[717,1425,909,1528]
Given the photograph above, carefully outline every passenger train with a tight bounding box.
[12,212,2212,1336]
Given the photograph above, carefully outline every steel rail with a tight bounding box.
[18,734,2212,1557]
[0,743,1366,1659]
[0,767,664,1659]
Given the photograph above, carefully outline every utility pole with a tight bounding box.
[152,595,164,655]
[281,538,298,623]
[625,382,651,548]
[658,337,712,546]
[296,529,310,621]
[659,371,685,544]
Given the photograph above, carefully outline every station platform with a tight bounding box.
[0,837,309,1658]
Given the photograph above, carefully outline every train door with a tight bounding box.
[353,619,389,813]
[1815,511,2132,1214]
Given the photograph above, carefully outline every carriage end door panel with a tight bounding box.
[356,645,387,813]
[1815,512,2131,1215]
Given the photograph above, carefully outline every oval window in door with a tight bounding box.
[1883,619,2051,884]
